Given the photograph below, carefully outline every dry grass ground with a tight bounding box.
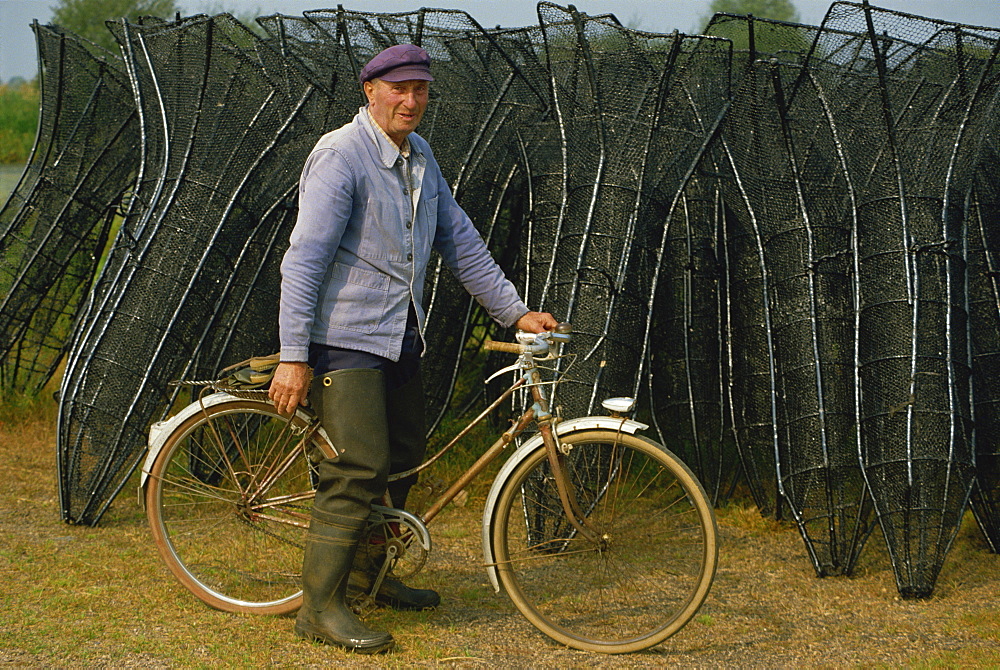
[3,393,1000,668]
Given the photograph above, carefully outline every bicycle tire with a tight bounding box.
[490,429,718,653]
[145,399,332,615]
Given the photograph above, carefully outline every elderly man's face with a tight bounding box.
[364,78,429,146]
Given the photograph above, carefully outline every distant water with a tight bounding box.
[0,163,26,204]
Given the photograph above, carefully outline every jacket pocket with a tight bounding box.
[419,193,439,225]
[318,262,390,334]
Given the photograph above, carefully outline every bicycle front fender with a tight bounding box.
[137,392,331,508]
[480,415,649,594]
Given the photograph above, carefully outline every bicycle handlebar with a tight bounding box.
[483,322,572,356]
[483,340,524,353]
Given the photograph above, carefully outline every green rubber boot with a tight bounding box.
[294,369,393,653]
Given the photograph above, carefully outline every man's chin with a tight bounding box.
[394,123,419,135]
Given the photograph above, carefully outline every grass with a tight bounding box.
[0,81,38,164]
[0,389,530,668]
[5,389,1000,667]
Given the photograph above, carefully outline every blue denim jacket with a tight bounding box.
[279,107,528,363]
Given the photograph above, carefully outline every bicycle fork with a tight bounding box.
[527,364,606,548]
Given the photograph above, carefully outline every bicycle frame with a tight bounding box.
[139,327,632,544]
[392,329,605,545]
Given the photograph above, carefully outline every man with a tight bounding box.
[269,44,556,653]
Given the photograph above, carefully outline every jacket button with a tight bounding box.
[407,253,413,261]
[406,221,412,229]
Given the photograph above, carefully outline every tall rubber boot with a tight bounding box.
[352,368,440,610]
[295,368,393,653]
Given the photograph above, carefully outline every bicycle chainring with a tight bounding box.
[359,509,430,579]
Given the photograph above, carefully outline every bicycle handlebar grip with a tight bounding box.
[483,340,523,354]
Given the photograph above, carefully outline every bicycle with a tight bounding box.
[139,324,718,654]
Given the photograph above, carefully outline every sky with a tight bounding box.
[2,0,1000,82]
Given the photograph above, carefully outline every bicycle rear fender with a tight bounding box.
[137,392,332,507]
[480,415,649,593]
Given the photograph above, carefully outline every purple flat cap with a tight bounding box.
[359,44,434,84]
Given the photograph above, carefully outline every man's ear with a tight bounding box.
[363,80,376,103]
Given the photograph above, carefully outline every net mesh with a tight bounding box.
[0,24,137,395]
[2,2,999,598]
[57,14,331,525]
[807,2,997,596]
[968,134,1000,553]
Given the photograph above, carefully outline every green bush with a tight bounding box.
[0,80,39,163]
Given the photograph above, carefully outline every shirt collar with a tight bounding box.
[366,105,411,162]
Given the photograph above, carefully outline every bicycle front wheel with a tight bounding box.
[491,429,718,653]
[145,399,332,615]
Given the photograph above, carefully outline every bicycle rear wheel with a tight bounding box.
[145,399,332,615]
[491,429,718,653]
